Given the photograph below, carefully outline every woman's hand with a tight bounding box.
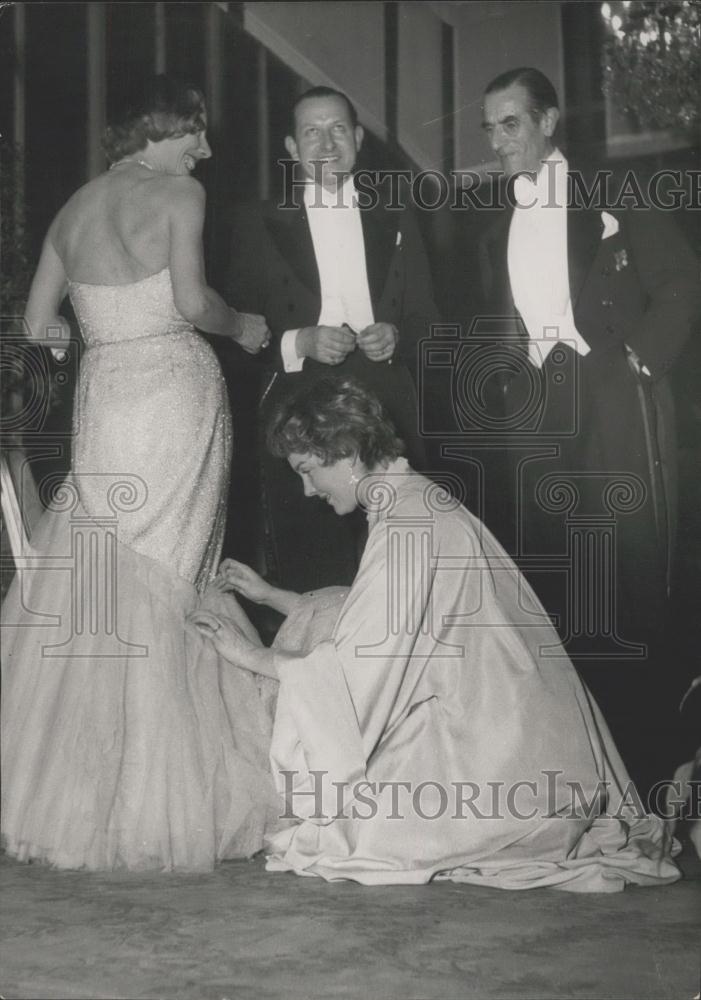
[232,312,271,354]
[214,559,273,604]
[188,609,276,678]
[189,609,251,664]
[215,560,303,617]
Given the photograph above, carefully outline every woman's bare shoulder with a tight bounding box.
[139,172,203,200]
[49,174,99,217]
[156,174,206,218]
[46,176,106,251]
[54,171,203,216]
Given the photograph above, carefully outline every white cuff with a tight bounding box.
[281,329,304,372]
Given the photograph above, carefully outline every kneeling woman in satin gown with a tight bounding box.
[194,376,679,891]
[1,76,278,871]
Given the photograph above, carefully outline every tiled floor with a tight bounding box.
[1,844,698,1000]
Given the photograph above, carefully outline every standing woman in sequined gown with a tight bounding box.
[1,76,283,871]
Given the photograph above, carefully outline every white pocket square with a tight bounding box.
[396,230,402,247]
[601,211,619,239]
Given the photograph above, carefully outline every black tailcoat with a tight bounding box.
[479,193,699,635]
[221,185,439,592]
[478,185,700,793]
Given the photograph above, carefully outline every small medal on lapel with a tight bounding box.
[614,249,628,271]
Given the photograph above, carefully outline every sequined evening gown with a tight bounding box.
[1,268,280,871]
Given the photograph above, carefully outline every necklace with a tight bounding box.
[109,158,156,171]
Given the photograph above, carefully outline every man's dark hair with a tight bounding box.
[484,67,559,117]
[288,86,359,135]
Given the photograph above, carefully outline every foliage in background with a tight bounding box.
[1,141,32,314]
[601,0,700,135]
[1,142,62,446]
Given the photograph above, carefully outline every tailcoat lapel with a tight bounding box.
[566,194,604,308]
[488,207,515,313]
[266,201,321,301]
[359,197,397,312]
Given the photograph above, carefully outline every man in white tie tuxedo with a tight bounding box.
[224,87,436,594]
[477,67,700,798]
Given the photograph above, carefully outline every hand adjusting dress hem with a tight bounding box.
[263,460,680,891]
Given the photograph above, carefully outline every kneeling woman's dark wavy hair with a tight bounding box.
[267,376,405,469]
[103,75,206,163]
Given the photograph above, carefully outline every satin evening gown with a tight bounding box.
[1,268,280,871]
[263,462,680,891]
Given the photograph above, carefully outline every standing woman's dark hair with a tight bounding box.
[103,75,207,163]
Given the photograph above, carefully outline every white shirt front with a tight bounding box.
[281,177,375,372]
[507,149,590,368]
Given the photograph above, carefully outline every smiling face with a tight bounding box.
[285,95,364,191]
[482,83,558,177]
[166,127,212,175]
[144,118,212,176]
[288,452,360,515]
[176,128,212,174]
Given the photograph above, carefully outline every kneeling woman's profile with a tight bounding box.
[193,376,679,891]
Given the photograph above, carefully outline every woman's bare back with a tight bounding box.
[50,167,176,286]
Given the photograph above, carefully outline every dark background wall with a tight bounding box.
[2,1,699,599]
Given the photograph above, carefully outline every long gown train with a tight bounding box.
[1,269,279,870]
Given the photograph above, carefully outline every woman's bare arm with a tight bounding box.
[189,609,279,679]
[24,235,71,355]
[167,177,268,353]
